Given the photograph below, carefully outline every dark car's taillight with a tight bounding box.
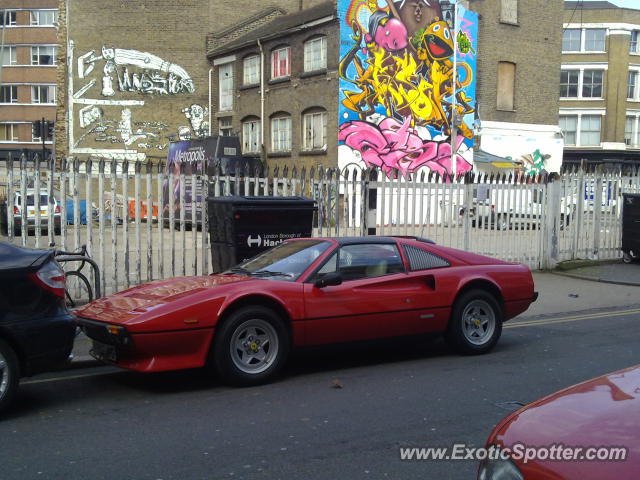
[29,261,66,298]
[13,205,20,215]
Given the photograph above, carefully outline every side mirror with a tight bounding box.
[313,272,342,289]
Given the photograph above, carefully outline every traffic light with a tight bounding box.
[32,120,43,139]
[46,121,54,140]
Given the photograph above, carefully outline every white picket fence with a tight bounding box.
[1,155,639,297]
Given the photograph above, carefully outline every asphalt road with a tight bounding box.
[2,305,639,480]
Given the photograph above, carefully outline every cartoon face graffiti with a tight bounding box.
[393,0,442,39]
[423,21,453,60]
[367,11,409,51]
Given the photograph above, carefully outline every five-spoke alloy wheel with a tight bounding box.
[445,289,502,355]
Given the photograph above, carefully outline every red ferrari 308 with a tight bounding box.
[75,236,537,385]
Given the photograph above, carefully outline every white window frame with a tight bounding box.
[559,109,605,147]
[31,85,56,104]
[560,66,606,100]
[0,10,17,26]
[631,31,639,55]
[1,46,17,66]
[218,62,234,112]
[271,47,291,80]
[304,37,327,72]
[629,67,640,101]
[0,123,19,142]
[625,113,640,147]
[559,115,578,146]
[302,110,327,150]
[30,10,58,26]
[31,46,56,65]
[0,85,18,103]
[271,116,292,152]
[218,117,232,136]
[242,118,261,154]
[561,28,607,53]
[243,55,260,86]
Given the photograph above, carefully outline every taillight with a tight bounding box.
[13,206,19,215]
[55,205,61,214]
[29,261,66,298]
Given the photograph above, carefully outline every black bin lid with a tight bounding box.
[208,196,317,209]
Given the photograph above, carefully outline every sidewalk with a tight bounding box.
[67,261,640,369]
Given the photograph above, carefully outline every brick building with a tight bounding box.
[561,1,640,168]
[54,0,326,162]
[208,0,565,174]
[0,0,58,156]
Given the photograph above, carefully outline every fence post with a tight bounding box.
[543,176,561,269]
[463,173,473,251]
[592,167,603,260]
[363,169,377,236]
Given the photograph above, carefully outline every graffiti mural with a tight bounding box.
[337,0,478,177]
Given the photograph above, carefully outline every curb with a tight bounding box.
[551,270,640,287]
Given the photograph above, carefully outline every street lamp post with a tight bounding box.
[450,0,460,178]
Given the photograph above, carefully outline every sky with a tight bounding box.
[584,0,640,9]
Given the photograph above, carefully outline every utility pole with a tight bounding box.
[450,0,460,178]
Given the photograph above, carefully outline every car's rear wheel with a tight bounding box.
[0,339,19,414]
[445,289,502,355]
[212,306,289,386]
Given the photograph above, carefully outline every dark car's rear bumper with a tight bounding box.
[10,311,76,376]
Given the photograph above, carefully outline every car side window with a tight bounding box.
[338,244,404,281]
[402,245,450,271]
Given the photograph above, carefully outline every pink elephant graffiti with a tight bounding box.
[339,116,471,177]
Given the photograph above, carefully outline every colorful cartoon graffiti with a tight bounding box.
[338,0,478,177]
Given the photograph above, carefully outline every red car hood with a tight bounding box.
[493,365,640,478]
[75,274,252,326]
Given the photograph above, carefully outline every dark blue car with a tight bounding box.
[0,242,76,413]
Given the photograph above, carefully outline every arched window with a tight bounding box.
[271,45,291,79]
[270,112,291,152]
[302,107,327,151]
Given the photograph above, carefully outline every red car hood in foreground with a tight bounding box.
[491,365,640,478]
[76,274,252,327]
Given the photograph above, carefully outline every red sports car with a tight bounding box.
[478,365,640,479]
[75,236,537,385]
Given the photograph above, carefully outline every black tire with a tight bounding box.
[212,306,290,386]
[0,339,20,414]
[445,289,503,355]
[65,271,93,309]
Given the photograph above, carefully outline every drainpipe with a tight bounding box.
[208,67,213,136]
[257,38,265,163]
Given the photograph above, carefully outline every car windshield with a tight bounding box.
[226,240,331,281]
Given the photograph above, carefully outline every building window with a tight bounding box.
[304,37,327,72]
[562,29,581,52]
[584,29,606,52]
[242,118,261,154]
[30,10,58,26]
[31,46,56,65]
[632,31,639,54]
[560,69,604,99]
[32,85,56,104]
[271,47,291,79]
[218,63,234,112]
[0,10,16,26]
[271,115,291,152]
[582,70,603,98]
[580,115,601,146]
[302,109,327,150]
[625,116,639,146]
[629,71,640,101]
[0,85,17,103]
[559,116,577,146]
[243,55,260,85]
[497,62,516,111]
[560,70,579,98]
[500,0,518,25]
[219,117,232,136]
[1,46,16,66]
[0,123,19,142]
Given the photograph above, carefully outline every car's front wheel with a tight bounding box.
[0,339,20,414]
[445,289,502,355]
[212,306,290,386]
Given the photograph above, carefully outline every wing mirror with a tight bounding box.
[314,272,343,289]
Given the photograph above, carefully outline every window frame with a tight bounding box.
[219,117,233,136]
[243,55,260,86]
[559,115,578,146]
[218,62,234,112]
[625,114,640,147]
[271,46,291,80]
[0,10,17,26]
[0,123,19,142]
[402,245,450,271]
[31,85,56,104]
[629,69,640,101]
[560,68,605,100]
[631,31,639,54]
[302,109,327,151]
[580,115,601,146]
[31,45,56,66]
[303,36,327,72]
[30,10,58,26]
[562,28,607,53]
[241,117,261,154]
[270,115,292,152]
[0,85,18,103]
[1,46,17,66]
